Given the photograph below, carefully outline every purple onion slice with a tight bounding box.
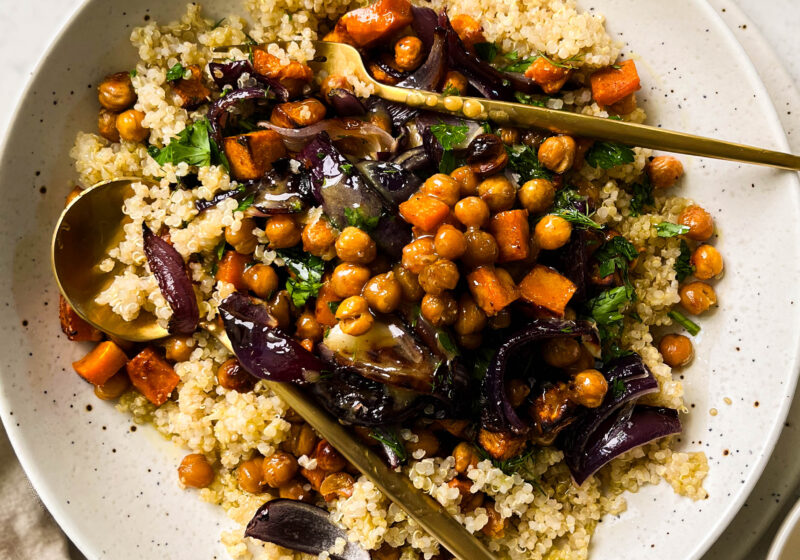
[396,28,448,91]
[326,88,367,117]
[245,499,369,560]
[206,86,271,143]
[142,225,199,335]
[219,293,325,383]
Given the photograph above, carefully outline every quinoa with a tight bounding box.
[66,2,710,559]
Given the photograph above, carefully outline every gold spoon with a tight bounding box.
[51,178,496,560]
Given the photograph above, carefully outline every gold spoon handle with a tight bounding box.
[202,322,496,560]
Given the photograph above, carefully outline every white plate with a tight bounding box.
[0,1,798,559]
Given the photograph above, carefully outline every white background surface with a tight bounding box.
[0,0,797,559]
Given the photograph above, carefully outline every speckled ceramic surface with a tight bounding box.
[0,1,798,559]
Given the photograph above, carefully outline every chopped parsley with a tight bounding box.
[278,250,326,307]
[148,118,230,171]
[327,300,341,315]
[436,330,459,357]
[369,429,408,464]
[235,193,255,212]
[587,286,634,329]
[594,235,638,288]
[551,188,603,230]
[340,163,353,175]
[506,144,552,182]
[430,122,468,173]
[655,222,690,237]
[533,51,583,70]
[442,83,461,96]
[471,347,495,382]
[585,141,635,169]
[514,92,548,107]
[211,17,226,29]
[344,206,380,232]
[166,62,190,81]
[610,378,626,398]
[669,309,701,336]
[129,69,137,78]
[474,42,499,62]
[210,240,227,275]
[675,239,694,282]
[497,51,536,73]
[628,177,654,217]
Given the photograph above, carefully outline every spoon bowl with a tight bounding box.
[51,177,168,342]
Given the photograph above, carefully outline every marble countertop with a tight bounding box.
[0,1,797,559]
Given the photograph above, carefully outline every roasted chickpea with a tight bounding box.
[522,130,548,150]
[296,310,324,341]
[497,127,520,145]
[401,237,437,274]
[242,264,279,299]
[679,281,717,315]
[393,264,424,301]
[433,224,467,260]
[678,205,714,242]
[320,74,353,100]
[237,457,265,493]
[300,466,326,491]
[463,228,499,268]
[262,451,299,488]
[518,178,555,214]
[268,290,292,329]
[534,215,572,250]
[421,292,459,326]
[362,272,403,314]
[178,453,214,488]
[538,135,576,174]
[454,293,487,335]
[98,72,136,111]
[454,196,490,228]
[646,156,684,189]
[320,472,356,501]
[404,429,440,458]
[477,175,516,212]
[394,36,424,71]
[116,109,148,142]
[691,244,723,279]
[450,165,479,196]
[569,369,608,408]
[279,479,313,502]
[508,378,531,408]
[93,371,130,401]
[453,442,481,473]
[418,259,460,295]
[481,502,506,538]
[336,295,374,335]
[443,70,469,95]
[165,335,194,362]
[421,173,461,207]
[541,337,581,368]
[97,109,120,142]
[265,214,302,249]
[315,440,347,472]
[449,478,485,513]
[225,217,258,254]
[659,334,694,367]
[282,423,318,458]
[217,358,255,392]
[302,217,337,258]
[335,226,377,264]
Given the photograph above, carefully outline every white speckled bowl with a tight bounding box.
[0,0,798,559]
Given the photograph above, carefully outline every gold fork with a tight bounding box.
[215,40,800,170]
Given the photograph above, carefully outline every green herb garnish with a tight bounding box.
[675,239,694,282]
[327,300,341,315]
[344,207,380,232]
[437,330,459,357]
[210,240,227,275]
[551,188,603,230]
[212,17,225,29]
[628,177,654,217]
[166,62,189,81]
[514,92,549,107]
[369,429,408,464]
[442,83,461,96]
[129,69,138,78]
[655,222,690,237]
[430,122,469,150]
[610,378,626,397]
[148,118,229,171]
[585,141,635,169]
[587,286,634,328]
[235,193,255,213]
[505,144,552,182]
[594,235,638,288]
[340,163,353,175]
[668,309,701,336]
[278,250,326,307]
[474,42,499,62]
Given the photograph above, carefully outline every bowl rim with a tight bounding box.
[0,1,798,559]
[767,496,800,560]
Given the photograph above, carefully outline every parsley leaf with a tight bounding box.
[344,207,380,232]
[235,193,255,212]
[340,163,353,175]
[278,250,326,307]
[369,429,408,464]
[210,240,226,275]
[587,286,634,328]
[506,144,552,182]
[442,83,461,96]
[327,300,341,315]
[594,235,638,286]
[149,119,229,171]
[474,42,499,62]
[551,188,603,230]
[436,330,459,357]
[655,222,690,237]
[129,69,137,78]
[628,177,654,217]
[514,92,548,107]
[610,378,626,398]
[585,141,635,169]
[668,309,701,336]
[498,51,536,73]
[675,239,694,282]
[430,122,468,173]
[166,62,189,81]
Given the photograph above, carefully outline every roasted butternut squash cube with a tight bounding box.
[170,65,211,109]
[126,347,180,406]
[223,130,287,180]
[518,264,577,316]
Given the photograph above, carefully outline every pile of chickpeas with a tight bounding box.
[96,72,149,143]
